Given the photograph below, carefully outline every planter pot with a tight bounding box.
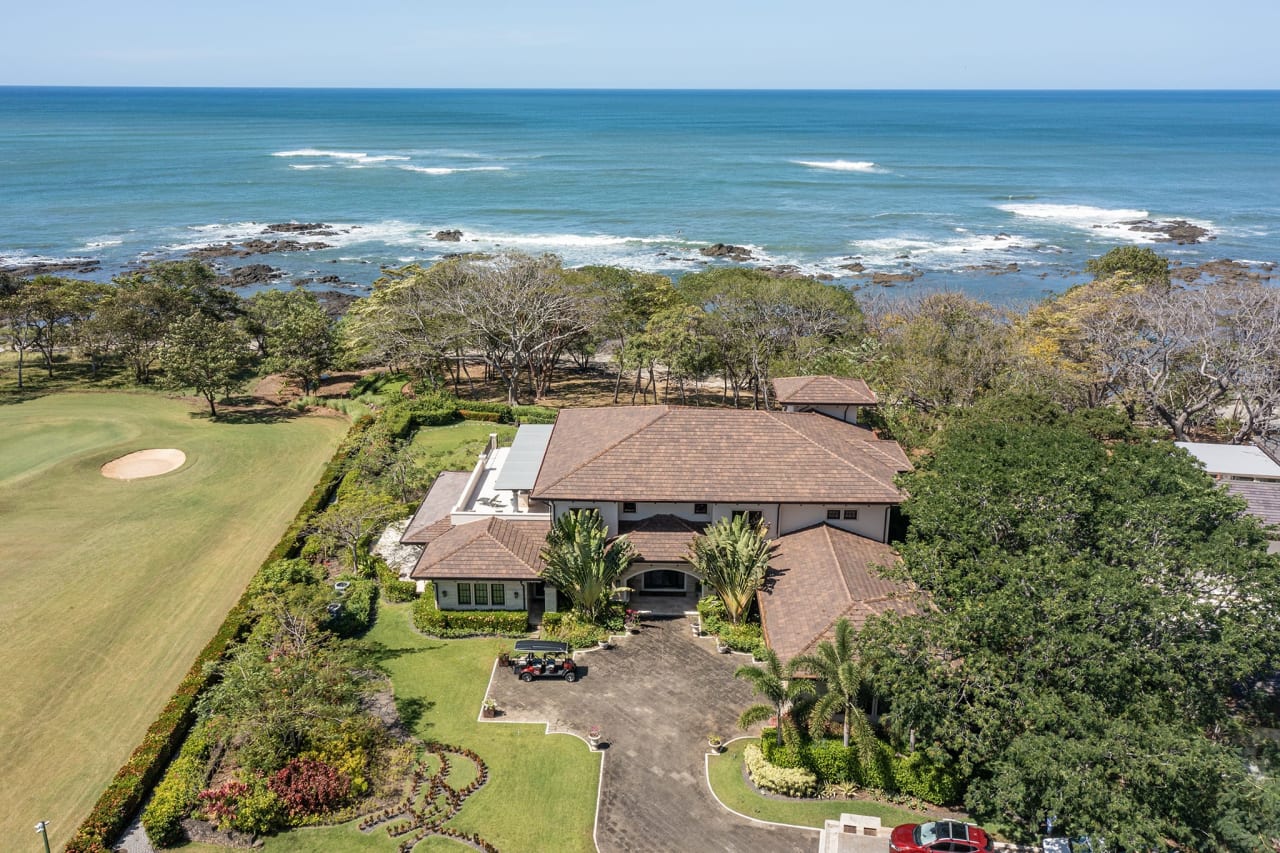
[587,736,601,750]
[716,643,729,654]
[692,623,701,636]
[497,655,510,667]
[707,740,723,753]
[598,640,611,650]
[482,707,496,718]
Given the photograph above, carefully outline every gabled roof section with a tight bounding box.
[401,471,470,544]
[531,406,910,504]
[758,523,915,661]
[1226,481,1280,531]
[773,375,878,406]
[409,517,550,580]
[617,514,703,563]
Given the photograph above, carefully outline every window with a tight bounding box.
[490,584,505,606]
[622,502,637,514]
[732,510,764,526]
[843,509,858,520]
[474,583,488,606]
[456,583,472,606]
[693,503,708,515]
[826,509,841,520]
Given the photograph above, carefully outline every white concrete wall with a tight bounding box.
[709,502,779,535]
[553,501,620,535]
[618,501,710,523]
[782,403,866,424]
[777,504,890,541]
[432,579,525,611]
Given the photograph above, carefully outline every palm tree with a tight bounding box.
[686,514,772,625]
[734,648,814,748]
[539,509,636,622]
[790,617,876,751]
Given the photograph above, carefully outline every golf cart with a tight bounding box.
[511,639,579,683]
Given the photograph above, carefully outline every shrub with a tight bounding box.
[373,557,418,602]
[412,597,528,637]
[141,723,212,847]
[512,404,558,424]
[718,622,766,657]
[892,749,964,805]
[542,611,606,649]
[268,758,352,818]
[458,409,503,422]
[744,744,818,798]
[381,403,416,440]
[232,781,287,835]
[249,558,322,596]
[329,577,377,637]
[540,611,564,631]
[409,404,462,427]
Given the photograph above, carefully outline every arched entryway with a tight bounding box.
[623,564,701,614]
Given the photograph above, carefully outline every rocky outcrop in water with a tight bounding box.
[264,222,339,235]
[0,258,101,276]
[189,239,332,260]
[434,229,463,242]
[1171,258,1277,285]
[700,243,754,261]
[1120,219,1212,245]
[220,264,287,287]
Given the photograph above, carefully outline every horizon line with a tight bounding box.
[2,84,1278,93]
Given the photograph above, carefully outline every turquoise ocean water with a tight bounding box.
[0,88,1276,303]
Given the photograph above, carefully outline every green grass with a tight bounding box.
[179,602,599,853]
[411,420,517,481]
[0,392,349,851]
[707,739,933,830]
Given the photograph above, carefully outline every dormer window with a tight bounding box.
[622,502,637,514]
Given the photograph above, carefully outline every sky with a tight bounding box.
[4,0,1278,89]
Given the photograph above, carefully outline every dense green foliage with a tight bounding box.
[412,591,529,637]
[734,649,815,747]
[540,508,637,623]
[140,723,213,846]
[1084,245,1171,286]
[744,743,818,798]
[862,398,1280,847]
[158,311,250,417]
[686,514,772,625]
[791,618,876,753]
[696,595,766,657]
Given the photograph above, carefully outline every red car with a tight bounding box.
[890,821,993,853]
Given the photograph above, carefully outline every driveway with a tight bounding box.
[486,612,817,853]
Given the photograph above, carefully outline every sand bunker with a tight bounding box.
[101,448,187,480]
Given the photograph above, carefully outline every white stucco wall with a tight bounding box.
[709,502,779,534]
[553,501,620,535]
[617,501,711,523]
[777,504,890,541]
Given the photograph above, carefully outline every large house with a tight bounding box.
[400,377,916,659]
[1176,440,1280,554]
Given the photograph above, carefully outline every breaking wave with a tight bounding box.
[793,159,884,173]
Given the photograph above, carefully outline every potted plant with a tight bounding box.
[598,637,612,650]
[691,621,702,637]
[496,645,511,667]
[587,726,601,750]
[481,697,498,718]
[625,609,640,634]
[716,637,729,654]
[707,733,723,752]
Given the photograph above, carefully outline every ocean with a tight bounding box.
[1,88,1276,304]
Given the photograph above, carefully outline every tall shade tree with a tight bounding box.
[790,617,876,751]
[686,514,772,625]
[308,490,399,577]
[248,289,336,395]
[539,509,636,622]
[734,648,814,748]
[158,312,249,417]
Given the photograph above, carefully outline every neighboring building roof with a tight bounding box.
[409,517,550,580]
[1176,441,1280,481]
[758,524,914,661]
[532,406,910,504]
[617,514,702,564]
[773,375,878,406]
[401,471,470,544]
[1226,480,1280,532]
[493,424,555,492]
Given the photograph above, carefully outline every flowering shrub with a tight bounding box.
[269,758,352,817]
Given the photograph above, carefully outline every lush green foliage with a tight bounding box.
[540,610,608,648]
[790,618,876,754]
[267,758,352,819]
[862,401,1280,846]
[412,593,529,637]
[759,728,957,803]
[539,508,636,622]
[158,311,250,416]
[329,576,377,636]
[734,649,815,747]
[372,556,419,602]
[744,743,818,798]
[686,514,771,624]
[246,289,336,396]
[1085,245,1171,286]
[140,723,213,846]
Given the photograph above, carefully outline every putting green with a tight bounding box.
[0,392,348,851]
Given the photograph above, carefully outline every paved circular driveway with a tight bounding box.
[486,612,817,853]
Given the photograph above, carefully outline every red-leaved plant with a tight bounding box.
[268,758,351,817]
[197,780,250,827]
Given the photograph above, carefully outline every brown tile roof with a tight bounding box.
[1227,480,1280,531]
[409,517,550,580]
[401,471,470,544]
[532,406,910,504]
[758,524,915,661]
[616,514,703,563]
[773,375,878,406]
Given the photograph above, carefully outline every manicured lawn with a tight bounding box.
[0,392,348,851]
[411,419,517,474]
[180,602,600,853]
[707,739,933,830]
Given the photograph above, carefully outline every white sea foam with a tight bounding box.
[273,148,410,165]
[289,164,332,171]
[0,253,97,268]
[846,232,1036,269]
[82,238,124,249]
[398,165,508,175]
[998,202,1218,244]
[793,159,884,173]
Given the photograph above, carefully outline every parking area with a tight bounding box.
[486,612,817,853]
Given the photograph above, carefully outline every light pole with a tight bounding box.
[34,820,51,853]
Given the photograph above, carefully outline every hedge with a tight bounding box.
[65,417,372,853]
[744,744,818,798]
[758,728,957,802]
[373,557,418,603]
[140,723,212,847]
[696,595,765,658]
[512,404,559,424]
[412,593,528,637]
[329,577,377,637]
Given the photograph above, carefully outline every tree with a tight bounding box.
[250,289,336,395]
[790,617,875,751]
[734,649,815,748]
[158,312,249,417]
[0,282,40,389]
[308,490,398,576]
[686,513,772,625]
[1085,245,1170,287]
[539,509,636,622]
[860,401,1280,847]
